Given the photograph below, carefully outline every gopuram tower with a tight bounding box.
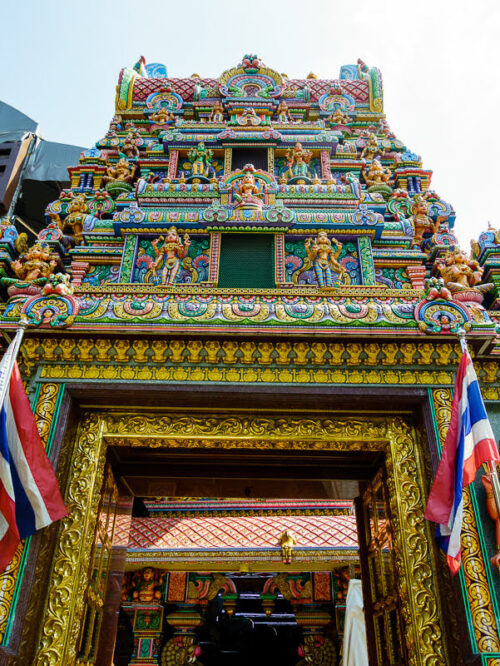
[0,55,500,665]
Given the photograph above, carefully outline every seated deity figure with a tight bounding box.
[103,157,134,184]
[305,231,346,287]
[151,227,190,285]
[150,107,175,125]
[362,159,392,187]
[122,131,140,159]
[232,166,265,210]
[435,248,483,291]
[285,142,312,180]
[279,530,296,564]
[276,100,291,123]
[11,242,58,282]
[188,142,213,177]
[327,107,349,125]
[132,567,162,603]
[209,101,224,123]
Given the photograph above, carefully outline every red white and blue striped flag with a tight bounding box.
[0,333,66,571]
[425,347,500,574]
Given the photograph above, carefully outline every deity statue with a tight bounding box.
[327,107,349,126]
[151,227,190,285]
[435,249,483,290]
[209,101,224,123]
[132,567,163,603]
[360,133,380,160]
[279,529,296,564]
[103,158,134,184]
[188,142,213,177]
[232,166,265,210]
[235,107,261,126]
[362,158,392,187]
[48,193,89,245]
[305,232,345,287]
[151,107,175,125]
[410,195,439,247]
[285,142,313,180]
[11,242,58,282]
[122,131,140,159]
[276,100,291,123]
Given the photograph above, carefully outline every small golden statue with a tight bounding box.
[209,101,224,123]
[327,107,349,125]
[360,132,380,160]
[103,157,134,184]
[435,248,483,290]
[48,193,89,245]
[11,242,58,282]
[279,529,296,564]
[151,227,190,285]
[410,195,439,247]
[132,567,163,603]
[362,158,392,187]
[151,107,175,125]
[305,231,345,287]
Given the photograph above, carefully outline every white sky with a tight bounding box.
[1,0,499,248]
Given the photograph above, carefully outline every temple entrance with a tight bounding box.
[38,406,448,665]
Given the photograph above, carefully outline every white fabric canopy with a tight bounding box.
[341,579,369,666]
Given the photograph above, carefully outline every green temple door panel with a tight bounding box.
[218,233,275,288]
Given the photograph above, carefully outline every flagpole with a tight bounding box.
[457,327,500,520]
[0,321,28,410]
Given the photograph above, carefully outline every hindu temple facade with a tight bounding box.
[0,55,500,665]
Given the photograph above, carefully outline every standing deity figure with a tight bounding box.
[410,195,439,247]
[122,131,140,158]
[232,166,265,210]
[279,530,296,564]
[435,248,483,290]
[286,142,313,180]
[188,142,213,177]
[209,101,224,123]
[151,227,190,285]
[48,193,89,245]
[305,231,345,287]
[276,100,291,123]
[360,132,380,160]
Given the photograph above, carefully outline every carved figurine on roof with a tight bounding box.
[209,101,224,123]
[410,194,439,248]
[231,164,266,210]
[362,158,393,197]
[10,242,59,283]
[276,100,291,123]
[48,192,89,245]
[285,142,313,183]
[102,157,134,199]
[360,133,380,160]
[151,227,191,286]
[305,232,346,287]
[187,142,213,180]
[218,55,284,99]
[435,249,483,293]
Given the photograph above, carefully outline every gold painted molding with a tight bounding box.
[431,388,500,653]
[33,410,446,666]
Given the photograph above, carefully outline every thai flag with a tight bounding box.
[0,359,66,571]
[425,348,500,574]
